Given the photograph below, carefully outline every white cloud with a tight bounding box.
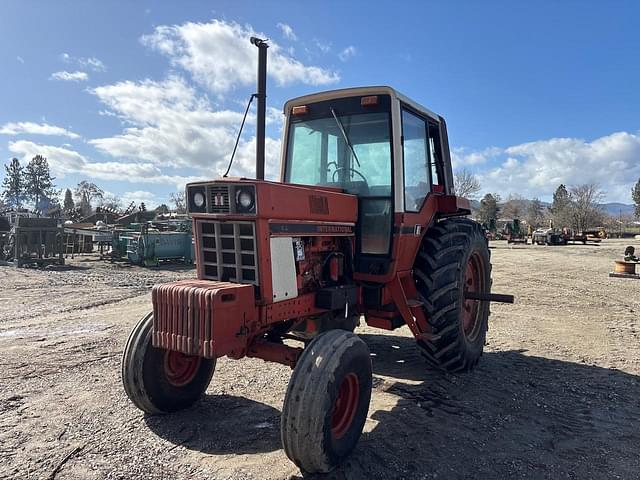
[277,23,297,41]
[313,39,331,53]
[83,57,106,71]
[121,190,157,207]
[338,46,357,62]
[88,76,281,180]
[140,19,339,94]
[7,140,201,189]
[459,131,640,202]
[0,121,79,139]
[451,146,501,167]
[62,53,106,71]
[50,71,88,82]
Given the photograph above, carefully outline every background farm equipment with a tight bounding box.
[2,217,64,267]
[502,218,526,244]
[125,228,193,266]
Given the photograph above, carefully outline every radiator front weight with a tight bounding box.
[151,279,257,360]
[151,279,309,367]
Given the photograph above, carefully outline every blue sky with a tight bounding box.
[1,1,639,207]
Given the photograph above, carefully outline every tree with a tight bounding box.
[100,193,122,211]
[549,184,572,228]
[477,193,500,224]
[1,158,24,208]
[155,203,170,215]
[501,194,527,220]
[453,168,481,199]
[74,181,104,217]
[63,188,75,211]
[569,183,605,232]
[139,202,147,212]
[526,197,545,228]
[632,178,640,219]
[24,155,56,209]
[170,191,186,213]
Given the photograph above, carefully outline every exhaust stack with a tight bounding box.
[250,37,268,181]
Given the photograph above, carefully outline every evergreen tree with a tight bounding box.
[632,178,640,219]
[1,158,24,208]
[155,203,170,215]
[549,184,572,228]
[477,193,500,224]
[24,155,55,209]
[63,188,75,211]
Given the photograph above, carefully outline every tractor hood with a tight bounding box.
[186,178,358,223]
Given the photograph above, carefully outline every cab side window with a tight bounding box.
[402,109,430,212]
[428,121,444,191]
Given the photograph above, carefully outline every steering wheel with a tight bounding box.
[332,167,367,183]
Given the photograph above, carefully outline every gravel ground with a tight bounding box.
[1,240,639,479]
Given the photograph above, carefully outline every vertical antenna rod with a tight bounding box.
[250,37,268,180]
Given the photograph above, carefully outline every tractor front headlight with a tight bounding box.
[193,191,205,208]
[235,186,256,213]
[187,185,206,213]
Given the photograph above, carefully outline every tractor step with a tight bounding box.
[365,315,405,330]
[407,299,424,308]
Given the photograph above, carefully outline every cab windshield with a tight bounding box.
[285,100,392,198]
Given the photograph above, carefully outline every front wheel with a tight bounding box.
[281,330,372,473]
[121,312,216,414]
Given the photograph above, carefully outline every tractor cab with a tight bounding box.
[283,87,467,279]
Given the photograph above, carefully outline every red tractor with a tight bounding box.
[122,38,513,473]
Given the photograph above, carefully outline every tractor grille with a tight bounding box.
[198,220,258,285]
[208,185,231,214]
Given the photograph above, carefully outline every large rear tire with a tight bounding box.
[413,218,491,372]
[281,330,372,473]
[121,312,216,414]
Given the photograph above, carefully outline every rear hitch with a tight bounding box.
[465,292,515,303]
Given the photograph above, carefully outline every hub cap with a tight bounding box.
[463,253,485,341]
[164,350,201,387]
[331,373,360,439]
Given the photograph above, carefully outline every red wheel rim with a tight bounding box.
[331,373,360,439]
[163,350,201,387]
[462,253,484,341]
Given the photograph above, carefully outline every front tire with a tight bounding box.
[121,312,216,414]
[281,330,372,473]
[414,218,491,372]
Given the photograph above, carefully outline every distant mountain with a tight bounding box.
[467,198,634,216]
[600,203,635,216]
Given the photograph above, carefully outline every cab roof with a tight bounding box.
[283,86,441,121]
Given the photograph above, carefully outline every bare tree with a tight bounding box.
[99,193,122,212]
[526,197,545,228]
[453,169,481,199]
[74,181,104,216]
[501,194,527,220]
[170,191,186,213]
[569,183,605,231]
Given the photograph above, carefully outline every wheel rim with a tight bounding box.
[462,252,485,341]
[163,350,201,387]
[331,373,360,439]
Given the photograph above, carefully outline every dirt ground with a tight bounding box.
[1,239,639,480]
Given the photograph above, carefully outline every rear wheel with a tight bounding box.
[121,312,216,414]
[281,330,372,473]
[413,218,491,372]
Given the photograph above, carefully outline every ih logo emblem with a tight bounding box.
[213,194,225,206]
